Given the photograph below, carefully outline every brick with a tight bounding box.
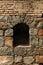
[0,1,43,15]
[38,29,43,36]
[36,56,43,63]
[5,37,13,47]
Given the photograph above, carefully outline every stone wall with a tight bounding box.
[0,0,43,65]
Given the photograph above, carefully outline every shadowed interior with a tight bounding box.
[39,63,43,65]
[13,23,29,47]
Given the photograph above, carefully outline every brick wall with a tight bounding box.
[0,0,43,65]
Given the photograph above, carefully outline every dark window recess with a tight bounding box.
[39,63,43,65]
[41,13,43,18]
[13,23,29,47]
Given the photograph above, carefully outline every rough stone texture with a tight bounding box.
[0,56,13,65]
[39,36,43,47]
[5,29,13,36]
[38,29,43,36]
[0,47,13,55]
[29,28,37,35]
[33,64,39,65]
[14,47,26,56]
[37,22,43,29]
[36,56,43,63]
[30,36,38,48]
[0,22,4,28]
[0,37,4,46]
[5,37,13,47]
[23,56,34,64]
[0,0,43,65]
[0,30,3,36]
[14,56,22,63]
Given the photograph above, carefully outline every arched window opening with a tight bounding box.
[13,23,29,47]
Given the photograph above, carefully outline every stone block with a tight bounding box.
[0,37,4,46]
[29,28,37,35]
[14,47,26,56]
[0,30,3,36]
[23,56,34,64]
[33,63,39,65]
[0,47,13,55]
[5,37,13,47]
[30,36,38,48]
[0,22,4,28]
[37,22,43,29]
[0,56,13,65]
[14,56,22,63]
[38,29,43,36]
[5,29,13,36]
[39,36,43,47]
[36,56,43,63]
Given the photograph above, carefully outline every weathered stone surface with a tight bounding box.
[0,47,13,55]
[0,30,3,36]
[13,62,22,65]
[36,56,43,63]
[33,63,39,65]
[14,47,26,56]
[5,37,13,47]
[0,37,4,46]
[26,48,40,56]
[23,56,34,64]
[0,0,43,65]
[14,56,22,63]
[29,28,37,35]
[0,56,13,65]
[5,29,13,36]
[0,22,4,28]
[24,16,33,24]
[29,21,37,28]
[39,49,43,55]
[30,36,38,48]
[39,36,43,47]
[3,22,13,28]
[0,15,13,28]
[0,16,7,22]
[37,22,43,29]
[38,29,43,36]
[7,15,24,26]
